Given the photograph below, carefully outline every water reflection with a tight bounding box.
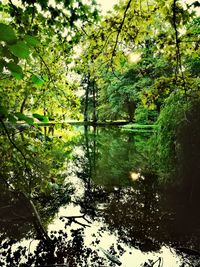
[76,126,149,188]
[72,126,200,265]
[1,126,200,266]
[0,190,34,240]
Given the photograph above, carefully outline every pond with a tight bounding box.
[0,126,200,267]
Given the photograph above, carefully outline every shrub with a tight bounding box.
[135,105,158,124]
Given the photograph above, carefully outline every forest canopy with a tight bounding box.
[0,0,199,123]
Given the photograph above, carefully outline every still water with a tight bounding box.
[0,126,200,266]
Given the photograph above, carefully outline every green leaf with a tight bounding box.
[0,23,17,43]
[0,106,8,118]
[11,72,22,80]
[6,62,23,80]
[33,113,49,122]
[42,116,49,123]
[33,113,43,120]
[8,114,17,123]
[27,145,37,152]
[32,74,44,86]
[0,45,4,55]
[24,35,40,47]
[14,112,34,125]
[8,41,30,59]
[0,59,4,72]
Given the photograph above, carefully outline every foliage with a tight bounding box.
[149,93,184,183]
[134,105,158,124]
[0,0,100,122]
[0,124,74,195]
[75,0,200,125]
[149,92,200,185]
[0,0,99,219]
[0,3,101,264]
[95,51,174,122]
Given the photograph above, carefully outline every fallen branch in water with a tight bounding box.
[99,247,122,266]
[33,265,68,267]
[142,257,162,267]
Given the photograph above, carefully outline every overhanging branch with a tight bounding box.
[172,0,185,79]
[111,0,132,64]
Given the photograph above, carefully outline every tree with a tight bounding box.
[76,0,199,124]
[0,1,100,265]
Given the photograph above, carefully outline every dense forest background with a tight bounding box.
[0,0,200,266]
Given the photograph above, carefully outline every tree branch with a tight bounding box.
[172,0,181,78]
[172,0,187,93]
[111,0,132,64]
[34,48,70,109]
[60,214,91,228]
[8,0,18,12]
[172,0,186,79]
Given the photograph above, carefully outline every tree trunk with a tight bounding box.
[92,80,97,123]
[127,100,136,122]
[84,74,90,122]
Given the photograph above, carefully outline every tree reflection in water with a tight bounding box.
[1,127,200,266]
[73,126,200,265]
[0,185,108,267]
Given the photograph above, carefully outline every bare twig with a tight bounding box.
[60,214,91,228]
[8,0,18,11]
[0,205,13,210]
[81,26,88,36]
[35,48,54,82]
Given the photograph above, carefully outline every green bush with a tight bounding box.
[135,105,158,124]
